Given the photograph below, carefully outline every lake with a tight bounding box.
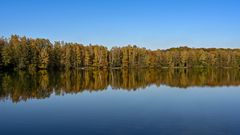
[0,69,240,135]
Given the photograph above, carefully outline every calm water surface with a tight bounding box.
[0,69,240,135]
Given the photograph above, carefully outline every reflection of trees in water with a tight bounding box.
[154,68,240,88]
[0,68,240,102]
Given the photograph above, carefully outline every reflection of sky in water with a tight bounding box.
[1,86,240,135]
[1,68,240,103]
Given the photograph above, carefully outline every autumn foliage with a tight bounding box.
[0,35,240,70]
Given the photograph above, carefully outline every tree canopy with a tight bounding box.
[0,35,240,70]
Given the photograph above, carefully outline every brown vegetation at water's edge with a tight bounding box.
[0,35,240,70]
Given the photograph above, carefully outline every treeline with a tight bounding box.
[0,35,240,70]
[1,69,240,102]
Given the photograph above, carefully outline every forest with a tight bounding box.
[0,35,240,70]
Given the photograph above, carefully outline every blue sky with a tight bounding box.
[0,0,240,49]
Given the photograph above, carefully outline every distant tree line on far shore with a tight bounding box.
[0,35,240,70]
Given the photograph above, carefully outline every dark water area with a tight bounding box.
[0,69,240,135]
